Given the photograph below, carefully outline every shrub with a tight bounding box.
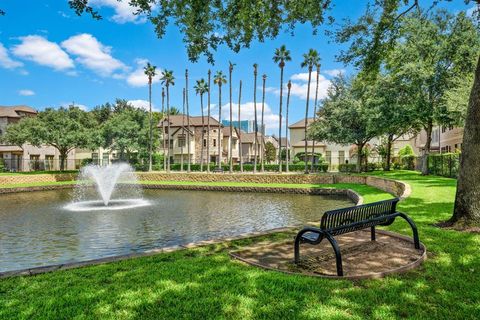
[398,145,415,157]
[401,155,416,170]
[338,163,357,173]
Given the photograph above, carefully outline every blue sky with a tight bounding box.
[0,0,473,134]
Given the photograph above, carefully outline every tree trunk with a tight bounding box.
[304,67,312,173]
[261,75,266,173]
[253,66,258,173]
[148,81,153,172]
[200,94,205,172]
[207,70,211,173]
[186,70,191,173]
[356,143,364,173]
[450,55,480,227]
[167,85,171,173]
[278,65,284,172]
[310,65,320,172]
[385,134,393,171]
[285,81,291,173]
[238,80,243,172]
[60,151,67,171]
[421,121,433,175]
[229,67,233,173]
[161,88,166,171]
[181,88,185,172]
[217,84,222,170]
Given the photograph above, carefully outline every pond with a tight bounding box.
[0,189,352,272]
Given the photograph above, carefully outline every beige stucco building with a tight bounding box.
[0,105,75,171]
[409,126,464,154]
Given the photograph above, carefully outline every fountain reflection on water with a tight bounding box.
[64,163,150,212]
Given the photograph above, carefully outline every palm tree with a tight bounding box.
[194,79,208,172]
[144,62,157,172]
[181,88,185,172]
[161,87,166,171]
[261,74,267,172]
[237,80,243,172]
[213,70,227,170]
[160,69,175,173]
[311,62,321,172]
[228,62,235,173]
[285,80,292,172]
[273,45,292,172]
[253,63,258,173]
[185,69,191,173]
[207,70,212,173]
[301,49,320,173]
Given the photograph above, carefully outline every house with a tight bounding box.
[240,132,264,163]
[409,126,463,154]
[159,114,239,164]
[0,105,75,171]
[288,118,353,169]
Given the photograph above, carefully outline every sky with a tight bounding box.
[0,0,474,134]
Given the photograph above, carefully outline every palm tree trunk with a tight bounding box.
[200,93,205,172]
[167,85,171,173]
[238,80,243,172]
[278,65,284,172]
[186,69,191,173]
[207,70,211,173]
[451,55,480,227]
[217,85,222,170]
[285,81,291,173]
[181,88,185,172]
[161,88,166,171]
[261,75,266,173]
[253,67,258,173]
[148,81,153,171]
[229,68,233,173]
[304,67,312,173]
[310,67,320,172]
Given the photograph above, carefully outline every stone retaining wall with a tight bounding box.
[0,172,410,199]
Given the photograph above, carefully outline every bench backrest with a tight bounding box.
[320,198,400,236]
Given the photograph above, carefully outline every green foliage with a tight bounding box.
[338,163,357,173]
[400,155,416,170]
[398,145,415,157]
[427,153,460,178]
[264,142,277,163]
[167,163,327,172]
[68,0,331,63]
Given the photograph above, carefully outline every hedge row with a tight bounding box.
[153,163,329,172]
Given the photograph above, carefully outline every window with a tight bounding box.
[203,139,207,147]
[102,153,109,166]
[45,155,54,171]
[213,139,217,147]
[178,134,186,148]
[92,153,99,165]
[338,151,345,164]
[326,151,332,164]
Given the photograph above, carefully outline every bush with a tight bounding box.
[166,163,329,173]
[338,163,357,173]
[427,153,460,178]
[398,145,415,157]
[401,155,416,170]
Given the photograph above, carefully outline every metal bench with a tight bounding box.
[294,198,419,276]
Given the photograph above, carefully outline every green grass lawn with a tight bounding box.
[1,171,479,319]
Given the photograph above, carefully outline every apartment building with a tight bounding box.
[410,126,464,154]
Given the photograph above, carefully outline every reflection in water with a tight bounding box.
[0,189,352,272]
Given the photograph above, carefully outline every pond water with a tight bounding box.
[0,189,352,272]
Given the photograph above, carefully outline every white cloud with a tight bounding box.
[126,58,161,87]
[90,0,147,24]
[60,102,89,111]
[323,68,346,77]
[61,34,128,77]
[128,99,158,112]
[12,35,74,71]
[0,42,23,69]
[210,102,280,130]
[18,89,35,96]
[467,5,479,17]
[266,71,331,101]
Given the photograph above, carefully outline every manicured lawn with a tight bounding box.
[1,171,479,319]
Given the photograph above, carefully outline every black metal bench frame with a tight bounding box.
[294,198,420,276]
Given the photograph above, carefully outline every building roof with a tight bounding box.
[241,132,265,144]
[158,114,222,128]
[289,118,314,129]
[222,126,240,137]
[0,105,37,118]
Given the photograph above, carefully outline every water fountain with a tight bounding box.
[64,163,150,212]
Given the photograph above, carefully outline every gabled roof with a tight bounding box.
[222,126,240,137]
[0,105,37,118]
[158,114,222,128]
[241,132,265,144]
[289,118,314,129]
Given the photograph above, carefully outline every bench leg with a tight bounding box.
[396,212,420,249]
[371,226,376,241]
[294,234,302,264]
[325,233,343,277]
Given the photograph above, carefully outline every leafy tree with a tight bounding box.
[300,49,320,172]
[264,141,277,163]
[310,76,380,172]
[144,62,157,171]
[5,106,98,170]
[273,45,291,172]
[68,0,331,63]
[398,145,415,157]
